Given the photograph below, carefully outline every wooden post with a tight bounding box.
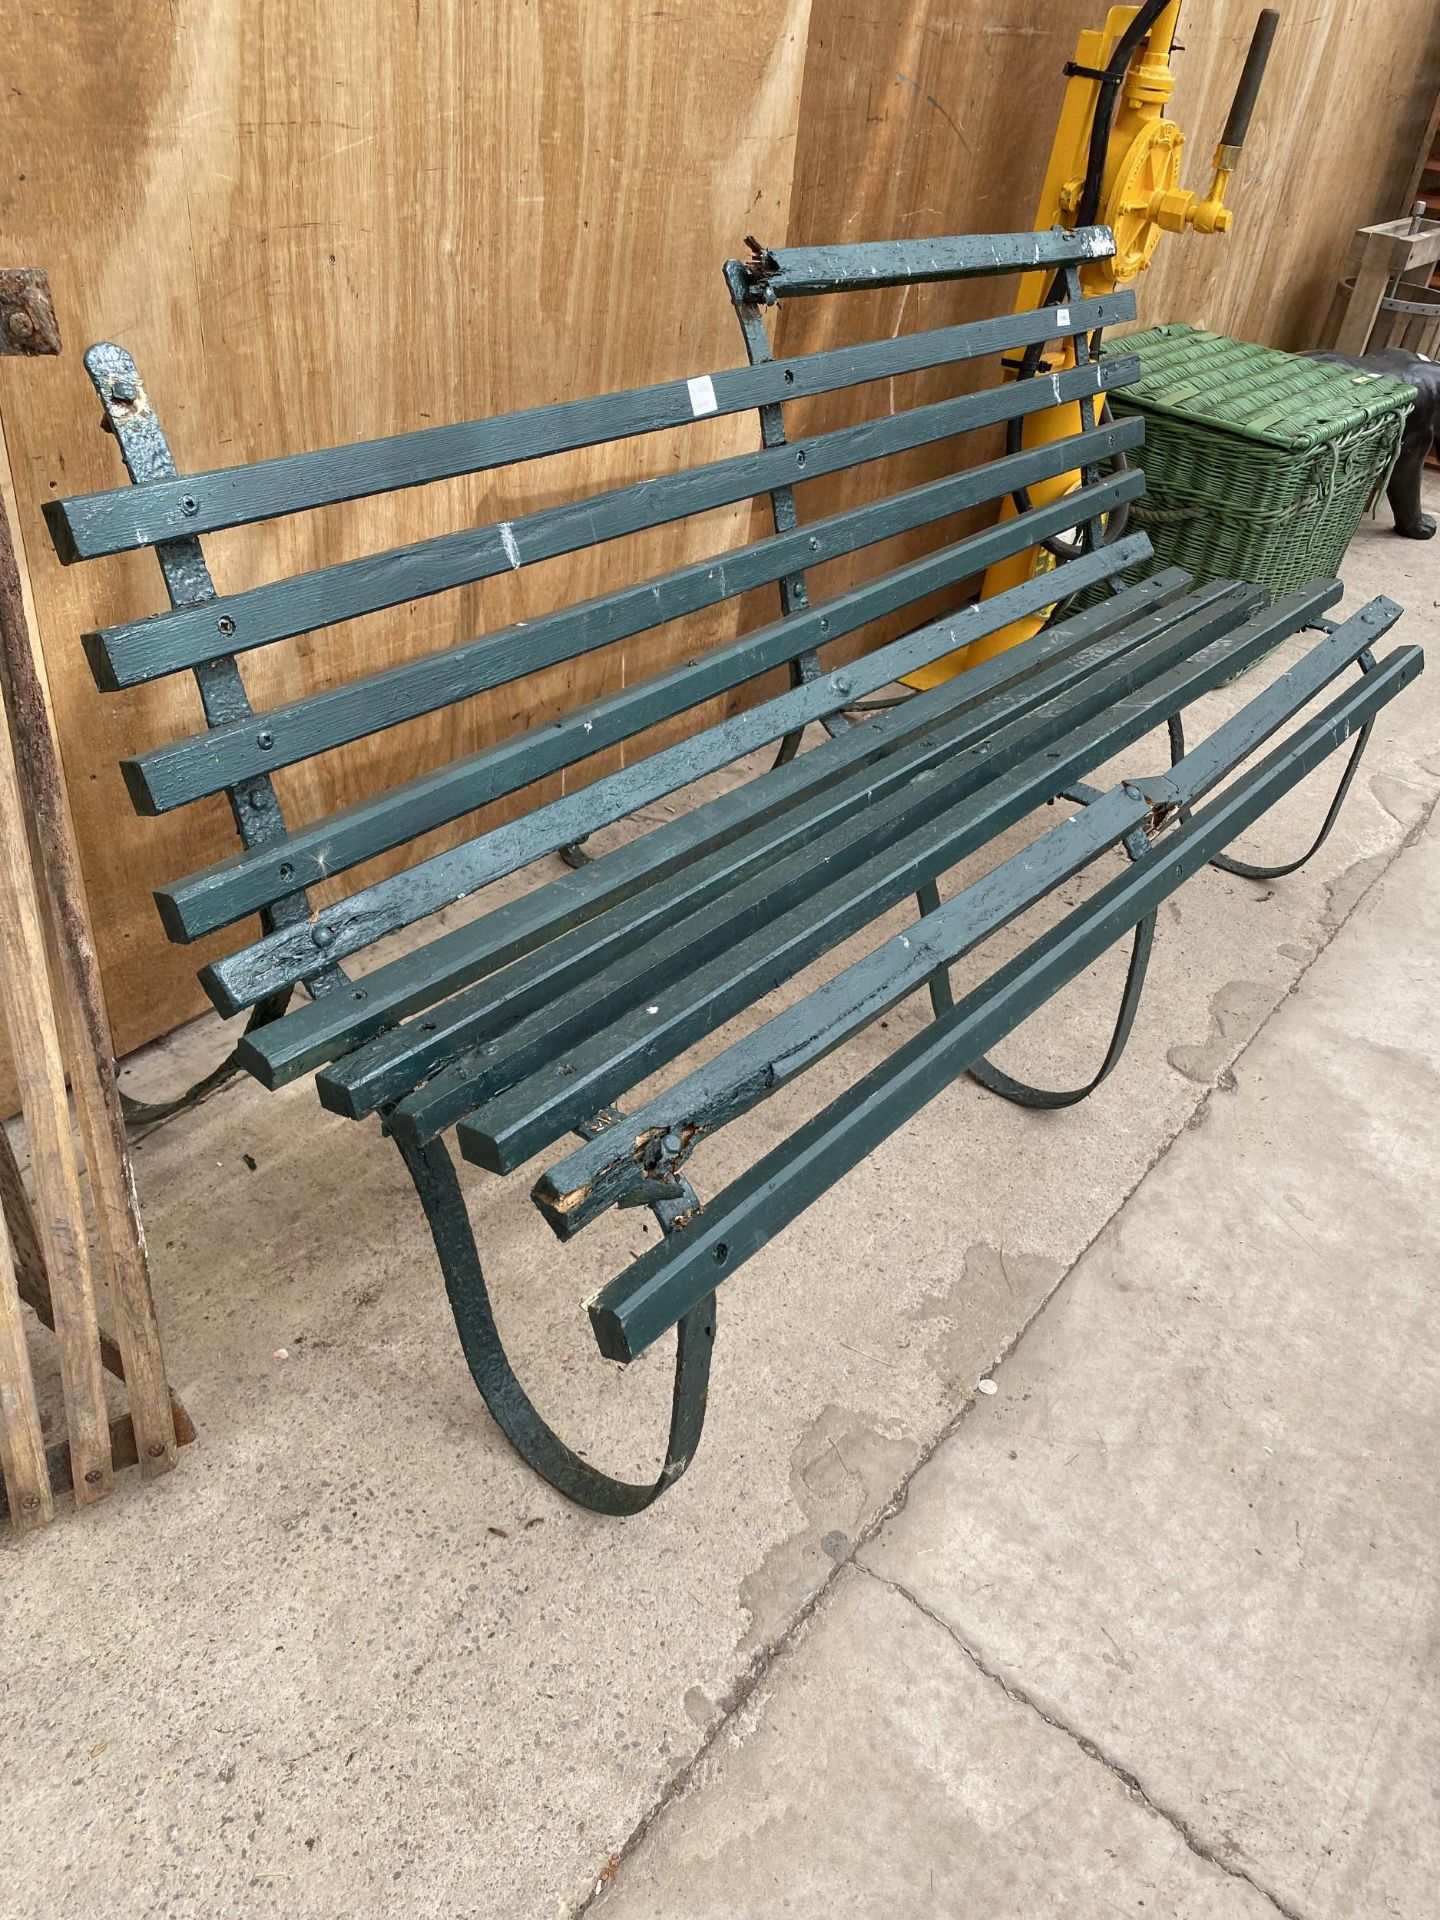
[0,640,113,1499]
[0,266,180,1526]
[0,1188,52,1531]
[0,396,177,1474]
[1331,215,1440,355]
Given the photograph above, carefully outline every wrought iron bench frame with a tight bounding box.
[45,227,1420,1513]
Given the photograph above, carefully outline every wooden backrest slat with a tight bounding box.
[154,472,1146,946]
[49,279,1127,561]
[128,416,1144,816]
[87,343,1137,692]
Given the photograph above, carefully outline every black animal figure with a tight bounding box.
[1306,346,1438,540]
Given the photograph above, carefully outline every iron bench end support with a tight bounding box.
[394,1125,717,1515]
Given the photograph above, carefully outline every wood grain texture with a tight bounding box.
[0,1188,52,1531]
[0,0,813,1060]
[766,1,1099,659]
[0,426,176,1476]
[1139,1,1440,346]
[0,669,112,1500]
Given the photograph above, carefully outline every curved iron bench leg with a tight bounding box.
[957,823,1158,1111]
[1165,649,1376,883]
[395,1129,716,1514]
[966,908,1156,1109]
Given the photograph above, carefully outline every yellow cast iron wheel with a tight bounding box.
[1106,118,1185,279]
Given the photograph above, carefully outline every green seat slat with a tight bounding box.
[237,571,1196,1090]
[197,530,1152,1013]
[584,642,1421,1365]
[48,283,1129,560]
[538,592,1399,1237]
[451,586,1330,1175]
[86,353,1138,691]
[317,579,1242,1123]
[127,417,1143,814]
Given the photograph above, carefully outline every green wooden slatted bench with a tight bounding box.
[45,227,1420,1513]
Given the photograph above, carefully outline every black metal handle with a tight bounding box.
[1221,9,1280,149]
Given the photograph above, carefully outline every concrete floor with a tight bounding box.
[595,797,1440,1920]
[1,485,1437,1919]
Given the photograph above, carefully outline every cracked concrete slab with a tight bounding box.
[589,1565,1283,1919]
[860,815,1440,1920]
[0,488,1435,1918]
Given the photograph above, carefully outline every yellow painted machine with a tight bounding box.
[908,1,1279,688]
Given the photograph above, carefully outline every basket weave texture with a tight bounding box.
[1101,323,1415,596]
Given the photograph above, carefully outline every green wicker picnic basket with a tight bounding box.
[1099,323,1415,597]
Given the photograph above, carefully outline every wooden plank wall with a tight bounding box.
[0,0,814,1077]
[0,0,1437,1088]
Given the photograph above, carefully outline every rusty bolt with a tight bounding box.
[83,1468,104,1485]
[147,1441,167,1458]
[6,310,36,344]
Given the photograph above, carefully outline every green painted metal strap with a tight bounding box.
[730,228,1117,302]
[314,576,1244,1121]
[452,582,1331,1177]
[48,289,1131,562]
[395,1130,715,1516]
[126,418,1144,815]
[237,570,1197,1088]
[585,641,1422,1364]
[196,529,1154,1014]
[533,591,1397,1237]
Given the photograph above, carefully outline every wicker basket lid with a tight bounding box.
[1104,323,1417,451]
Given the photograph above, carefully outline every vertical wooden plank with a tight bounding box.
[0,1194,52,1532]
[0,409,176,1474]
[0,668,112,1500]
[1335,232,1399,353]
